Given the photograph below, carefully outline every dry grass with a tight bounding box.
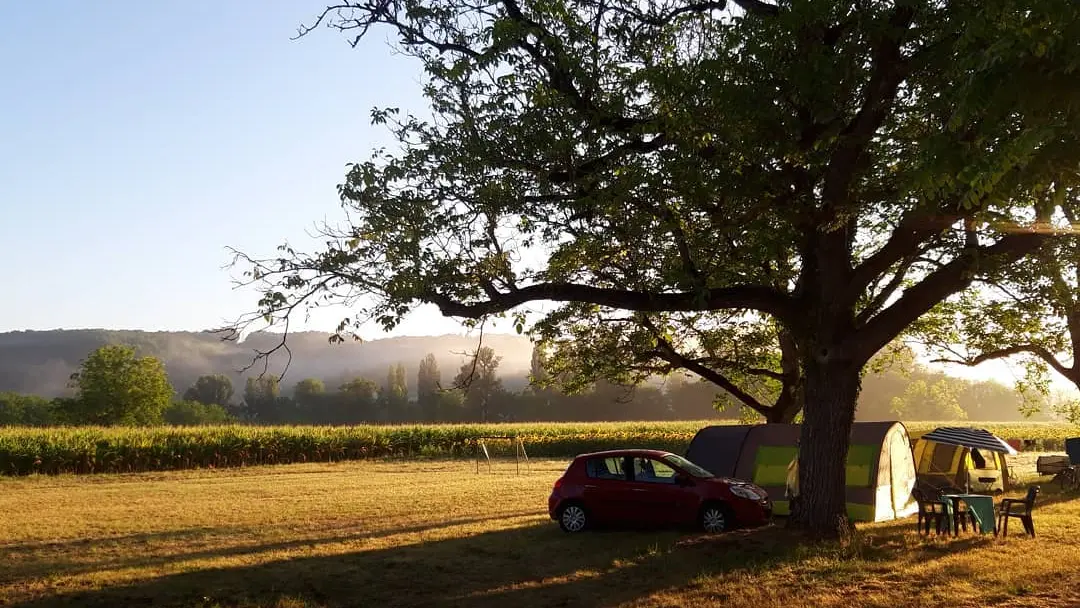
[1,457,1079,608]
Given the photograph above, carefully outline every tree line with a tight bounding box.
[0,342,1058,427]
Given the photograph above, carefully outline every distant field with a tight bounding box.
[0,420,1074,476]
[1,458,1079,608]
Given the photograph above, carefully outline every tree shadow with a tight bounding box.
[0,511,543,584]
[4,515,1009,608]
[9,484,1078,608]
[1,523,778,608]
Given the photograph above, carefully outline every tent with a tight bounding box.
[1066,437,1080,464]
[912,427,1015,493]
[684,421,917,522]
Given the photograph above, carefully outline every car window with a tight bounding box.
[970,448,988,469]
[661,454,714,478]
[586,457,626,480]
[632,457,677,484]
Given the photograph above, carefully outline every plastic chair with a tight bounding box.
[912,488,948,535]
[996,486,1040,538]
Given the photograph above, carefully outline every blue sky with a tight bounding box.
[0,0,479,337]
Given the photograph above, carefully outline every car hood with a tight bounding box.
[711,476,752,486]
[707,477,769,494]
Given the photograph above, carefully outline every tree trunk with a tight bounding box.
[787,356,861,537]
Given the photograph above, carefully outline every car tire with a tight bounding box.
[557,501,589,533]
[700,502,734,534]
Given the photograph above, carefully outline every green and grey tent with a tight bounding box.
[685,421,918,522]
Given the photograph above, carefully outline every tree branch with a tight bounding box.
[848,211,962,302]
[499,0,650,133]
[731,0,780,16]
[546,134,667,184]
[638,318,775,418]
[851,230,1049,362]
[854,254,916,327]
[426,282,793,320]
[697,357,786,382]
[933,344,1075,381]
[821,4,915,207]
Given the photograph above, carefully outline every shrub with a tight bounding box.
[163,401,235,426]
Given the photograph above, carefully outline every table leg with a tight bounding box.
[952,499,960,537]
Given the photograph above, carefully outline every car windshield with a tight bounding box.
[662,454,714,478]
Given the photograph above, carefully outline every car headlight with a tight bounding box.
[730,485,762,500]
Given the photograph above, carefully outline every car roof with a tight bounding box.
[574,449,675,460]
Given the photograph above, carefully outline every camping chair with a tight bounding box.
[912,487,949,535]
[996,486,1040,538]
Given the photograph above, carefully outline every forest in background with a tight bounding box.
[0,329,1066,426]
[0,329,534,397]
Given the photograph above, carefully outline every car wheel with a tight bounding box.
[558,502,588,533]
[700,502,733,534]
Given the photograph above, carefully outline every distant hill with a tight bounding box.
[0,329,534,398]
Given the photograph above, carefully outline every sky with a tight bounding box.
[0,0,479,338]
[0,2,1060,391]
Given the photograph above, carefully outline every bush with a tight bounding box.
[0,393,60,427]
[163,401,235,426]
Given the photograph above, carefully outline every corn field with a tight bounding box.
[0,420,1073,476]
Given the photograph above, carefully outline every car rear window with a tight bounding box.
[586,457,626,480]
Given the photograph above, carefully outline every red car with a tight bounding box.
[548,449,772,533]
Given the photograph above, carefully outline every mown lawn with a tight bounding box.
[1,458,1078,608]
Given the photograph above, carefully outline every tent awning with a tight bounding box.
[920,427,1018,455]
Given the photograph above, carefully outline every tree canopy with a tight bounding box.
[183,374,235,407]
[66,345,174,426]
[454,346,505,421]
[913,230,1080,423]
[236,0,1080,533]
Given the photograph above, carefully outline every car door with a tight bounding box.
[581,456,635,524]
[626,457,697,525]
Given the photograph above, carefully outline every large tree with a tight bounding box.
[294,378,328,407]
[417,353,442,420]
[236,0,1080,534]
[453,346,504,421]
[182,374,235,407]
[243,375,289,422]
[380,363,410,421]
[336,377,379,422]
[66,345,174,426]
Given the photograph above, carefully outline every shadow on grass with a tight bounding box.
[9,487,1077,608]
[2,522,783,608]
[5,513,1013,608]
[0,511,543,584]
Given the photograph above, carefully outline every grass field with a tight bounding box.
[2,420,1075,476]
[2,456,1079,608]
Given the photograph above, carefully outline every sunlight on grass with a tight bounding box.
[1,457,1079,607]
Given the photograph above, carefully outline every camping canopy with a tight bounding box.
[919,427,1018,455]
[912,427,1013,493]
[684,421,917,522]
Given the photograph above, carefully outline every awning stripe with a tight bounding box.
[920,427,1018,455]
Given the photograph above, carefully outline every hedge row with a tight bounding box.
[0,421,1072,476]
